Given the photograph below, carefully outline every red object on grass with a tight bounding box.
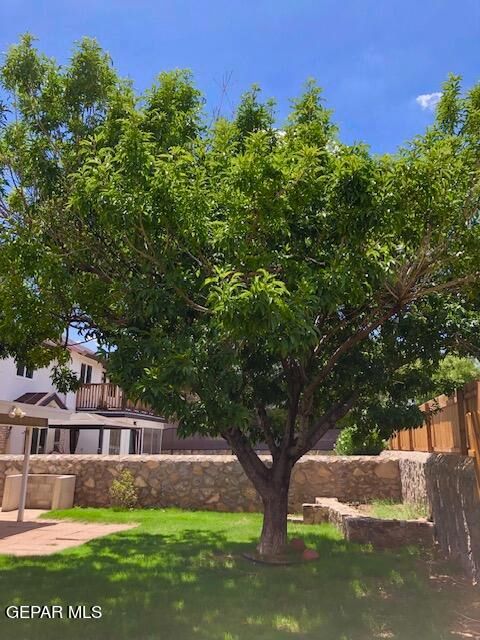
[302,548,320,561]
[290,537,307,552]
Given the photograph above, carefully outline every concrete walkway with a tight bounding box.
[0,509,136,556]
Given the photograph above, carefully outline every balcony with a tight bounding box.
[76,383,157,416]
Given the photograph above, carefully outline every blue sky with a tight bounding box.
[1,0,479,154]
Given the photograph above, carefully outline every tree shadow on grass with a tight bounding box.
[0,525,462,640]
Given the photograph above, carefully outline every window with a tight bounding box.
[53,428,62,453]
[79,363,92,384]
[16,363,34,379]
[129,430,139,454]
[142,428,152,454]
[30,428,46,454]
[109,429,121,455]
[142,428,162,454]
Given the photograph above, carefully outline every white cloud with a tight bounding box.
[415,92,442,111]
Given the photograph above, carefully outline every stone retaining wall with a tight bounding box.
[382,451,432,513]
[385,450,480,583]
[425,454,480,583]
[0,454,401,513]
[303,497,434,548]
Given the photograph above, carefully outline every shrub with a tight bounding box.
[334,425,386,456]
[109,469,139,509]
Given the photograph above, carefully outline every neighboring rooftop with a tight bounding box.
[14,392,67,410]
[66,340,102,363]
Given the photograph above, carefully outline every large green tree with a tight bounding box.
[1,36,480,556]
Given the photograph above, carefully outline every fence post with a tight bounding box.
[425,402,433,452]
[457,387,469,456]
[466,411,480,499]
[408,427,414,451]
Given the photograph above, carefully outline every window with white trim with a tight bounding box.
[16,363,34,379]
[79,363,92,384]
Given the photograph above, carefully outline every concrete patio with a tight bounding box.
[0,509,136,556]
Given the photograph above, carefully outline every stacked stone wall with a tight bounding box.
[0,454,401,513]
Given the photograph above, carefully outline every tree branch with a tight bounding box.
[222,426,271,491]
[409,273,480,300]
[302,310,392,406]
[256,405,280,457]
[291,392,359,461]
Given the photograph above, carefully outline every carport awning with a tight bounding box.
[0,412,47,428]
[48,412,134,429]
[0,400,139,430]
[0,400,167,430]
[0,399,70,424]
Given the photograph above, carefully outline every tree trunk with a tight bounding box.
[257,483,290,557]
[222,426,294,558]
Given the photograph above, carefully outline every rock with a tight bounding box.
[316,465,333,478]
[294,471,307,484]
[290,537,306,552]
[302,548,319,561]
[374,461,399,480]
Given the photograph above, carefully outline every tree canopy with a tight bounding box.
[1,35,480,555]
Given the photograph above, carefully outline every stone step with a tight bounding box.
[304,498,359,525]
[287,514,304,524]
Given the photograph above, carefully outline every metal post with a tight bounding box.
[17,427,33,523]
[159,427,164,454]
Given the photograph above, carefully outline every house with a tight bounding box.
[0,341,339,456]
[0,342,169,455]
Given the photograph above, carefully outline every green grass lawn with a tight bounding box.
[0,508,467,640]
[366,500,430,520]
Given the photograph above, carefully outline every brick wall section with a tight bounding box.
[0,427,9,455]
[0,454,401,513]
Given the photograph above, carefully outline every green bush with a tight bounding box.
[334,425,386,456]
[109,469,139,510]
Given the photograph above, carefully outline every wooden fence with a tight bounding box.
[389,380,480,491]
